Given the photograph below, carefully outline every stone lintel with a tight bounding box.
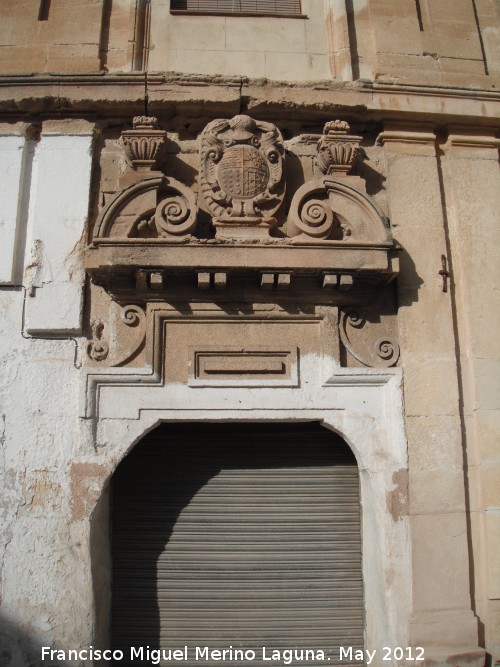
[0,120,31,136]
[41,118,96,135]
[85,243,397,275]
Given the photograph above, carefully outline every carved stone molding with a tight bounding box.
[287,120,391,244]
[188,346,299,387]
[93,175,197,240]
[376,126,437,157]
[315,120,362,177]
[86,304,146,368]
[200,115,285,238]
[83,302,338,388]
[339,307,400,368]
[87,319,109,362]
[87,116,399,303]
[153,180,197,238]
[377,129,436,146]
[444,131,500,149]
[113,305,147,367]
[287,178,392,243]
[121,116,166,172]
[287,181,337,240]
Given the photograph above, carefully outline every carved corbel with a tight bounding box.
[113,305,147,367]
[86,304,146,368]
[340,307,400,368]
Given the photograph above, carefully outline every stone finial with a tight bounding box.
[315,120,362,176]
[323,120,351,135]
[132,116,158,129]
[121,116,166,172]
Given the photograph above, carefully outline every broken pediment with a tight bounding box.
[288,177,392,244]
[85,117,400,374]
[94,175,197,240]
[86,116,399,295]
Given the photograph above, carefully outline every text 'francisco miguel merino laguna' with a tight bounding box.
[41,645,396,665]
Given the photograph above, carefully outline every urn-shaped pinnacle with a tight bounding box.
[121,116,166,172]
[315,120,362,176]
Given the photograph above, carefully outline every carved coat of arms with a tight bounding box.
[200,115,285,236]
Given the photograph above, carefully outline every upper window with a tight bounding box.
[170,0,303,17]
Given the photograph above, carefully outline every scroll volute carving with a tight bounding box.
[89,117,197,241]
[86,303,146,368]
[200,115,285,239]
[287,121,390,245]
[93,176,197,240]
[340,307,400,368]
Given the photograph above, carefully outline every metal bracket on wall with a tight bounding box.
[439,254,450,293]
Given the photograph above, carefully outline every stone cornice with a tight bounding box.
[369,79,500,102]
[0,73,499,126]
[377,129,436,146]
[444,132,500,149]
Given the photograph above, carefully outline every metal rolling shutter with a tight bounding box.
[112,423,364,665]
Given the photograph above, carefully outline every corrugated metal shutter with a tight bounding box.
[170,1,302,16]
[112,423,364,665]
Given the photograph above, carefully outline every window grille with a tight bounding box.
[170,0,303,16]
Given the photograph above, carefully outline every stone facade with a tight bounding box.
[0,2,499,666]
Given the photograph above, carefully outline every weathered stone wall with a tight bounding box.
[380,127,480,657]
[441,130,500,658]
[0,304,96,663]
[0,1,499,665]
[0,0,106,74]
[350,0,499,85]
[147,0,330,81]
[1,1,500,86]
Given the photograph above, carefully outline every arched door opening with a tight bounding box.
[111,422,363,665]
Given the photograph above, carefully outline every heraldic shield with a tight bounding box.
[200,115,286,238]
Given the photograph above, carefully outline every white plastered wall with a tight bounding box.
[0,130,28,285]
[22,121,94,335]
[0,120,95,665]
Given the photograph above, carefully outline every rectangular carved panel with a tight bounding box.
[189,347,298,387]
